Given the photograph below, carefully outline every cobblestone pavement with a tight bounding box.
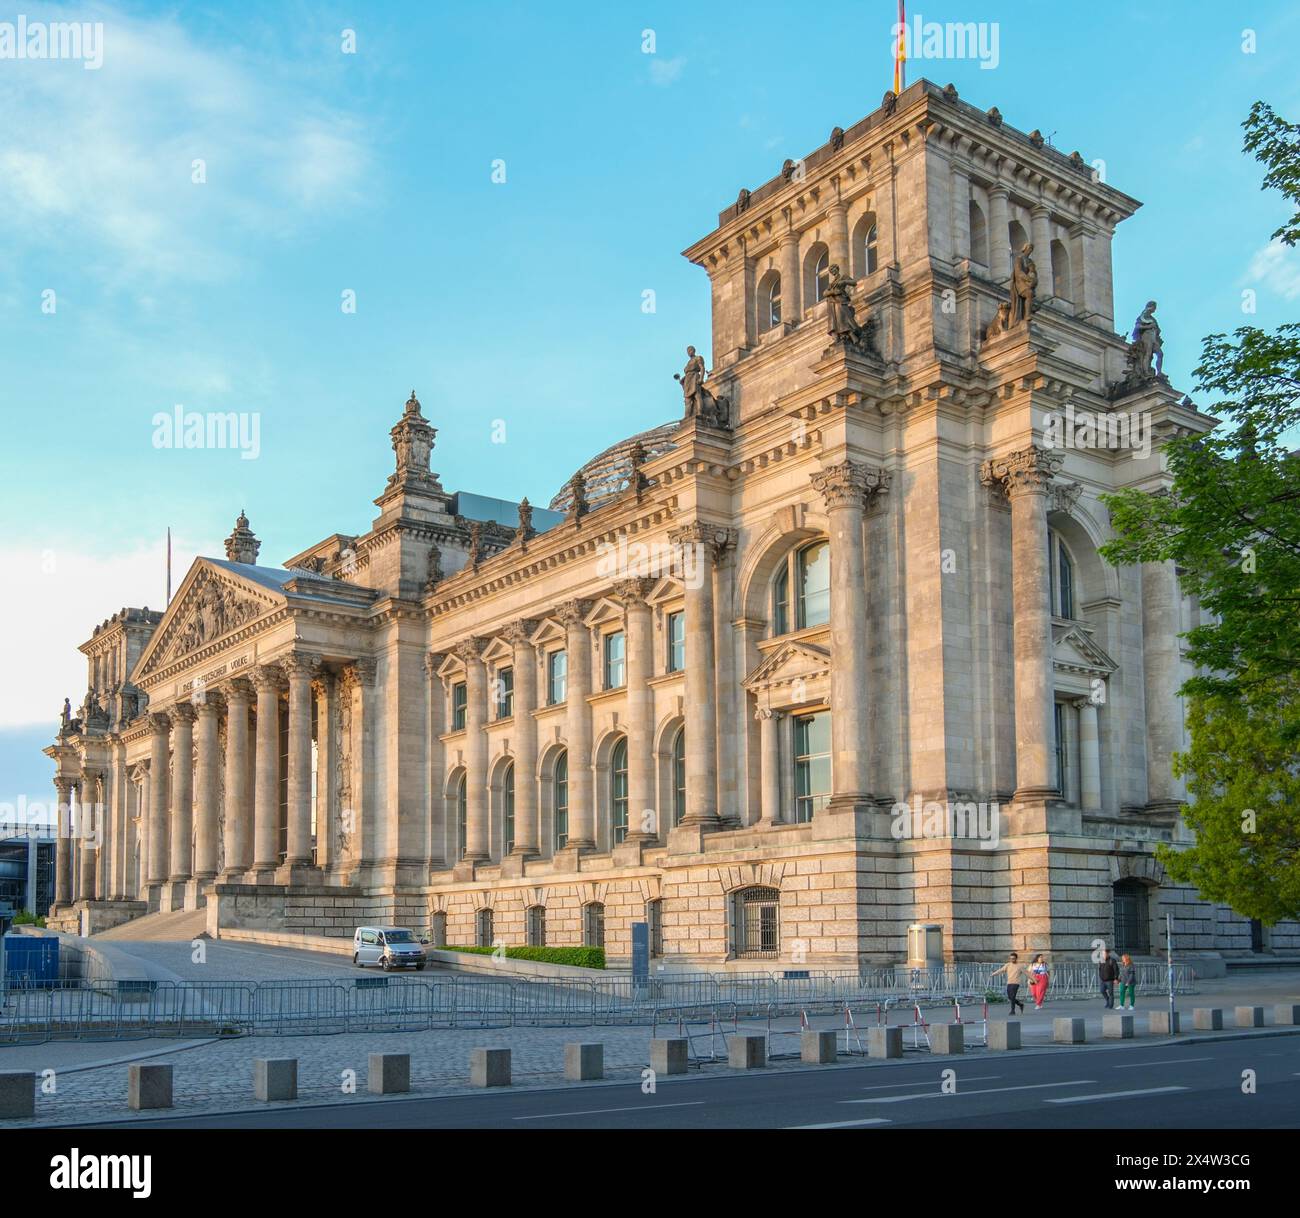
[95,939,362,982]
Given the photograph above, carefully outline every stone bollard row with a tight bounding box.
[0,1071,36,1119]
[128,1063,173,1111]
[1103,1013,1135,1040]
[987,1020,1021,1051]
[929,1023,963,1055]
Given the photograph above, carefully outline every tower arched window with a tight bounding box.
[610,736,629,845]
[806,245,831,306]
[671,727,686,828]
[501,761,515,855]
[455,773,467,861]
[773,540,831,634]
[1048,530,1076,619]
[851,214,879,278]
[553,750,569,850]
[1051,239,1071,302]
[759,271,782,332]
[969,201,989,266]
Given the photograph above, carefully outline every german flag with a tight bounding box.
[893,0,907,94]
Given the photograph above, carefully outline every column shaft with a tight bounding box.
[1078,699,1102,812]
[618,586,655,840]
[222,682,252,876]
[508,628,539,855]
[168,706,195,882]
[560,603,595,849]
[284,657,318,867]
[779,231,801,324]
[252,668,283,872]
[756,709,783,824]
[54,778,73,905]
[193,700,221,879]
[671,527,721,826]
[1031,206,1053,300]
[147,715,170,885]
[458,642,490,862]
[988,187,1011,282]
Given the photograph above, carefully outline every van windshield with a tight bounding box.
[384,930,417,943]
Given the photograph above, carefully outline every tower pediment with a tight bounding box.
[1051,623,1118,678]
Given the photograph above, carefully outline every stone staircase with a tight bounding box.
[94,908,209,941]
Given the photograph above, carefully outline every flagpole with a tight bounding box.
[166,527,172,606]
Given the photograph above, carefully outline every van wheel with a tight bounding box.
[416,963,426,971]
[353,954,361,967]
[380,957,391,971]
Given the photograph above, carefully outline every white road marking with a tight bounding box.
[1111,1057,1213,1069]
[858,1075,1001,1091]
[1046,1086,1188,1105]
[513,1101,705,1121]
[846,1080,1096,1104]
[789,1118,892,1129]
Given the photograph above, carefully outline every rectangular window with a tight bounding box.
[495,667,514,719]
[666,611,685,673]
[547,650,567,705]
[604,631,626,690]
[451,681,467,731]
[1053,701,1068,798]
[793,712,831,823]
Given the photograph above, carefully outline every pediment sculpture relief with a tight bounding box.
[166,573,267,661]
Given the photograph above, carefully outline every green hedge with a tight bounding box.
[435,944,605,970]
[11,911,45,927]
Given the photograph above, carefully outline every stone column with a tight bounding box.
[53,776,73,906]
[1142,560,1183,810]
[313,671,337,873]
[755,707,784,824]
[1076,697,1102,812]
[503,622,540,856]
[77,774,98,900]
[221,679,253,878]
[811,462,889,810]
[283,654,320,870]
[1031,205,1053,300]
[168,704,196,882]
[251,665,284,875]
[778,227,801,324]
[616,582,656,841]
[557,600,595,850]
[193,695,222,881]
[455,639,490,862]
[981,448,1062,799]
[668,524,728,828]
[827,200,850,273]
[147,713,170,885]
[423,654,446,869]
[987,186,1011,282]
[92,771,107,900]
[951,165,971,262]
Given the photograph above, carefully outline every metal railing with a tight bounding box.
[0,962,1200,1045]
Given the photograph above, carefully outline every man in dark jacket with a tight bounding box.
[1098,949,1120,1008]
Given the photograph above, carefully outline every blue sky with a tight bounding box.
[1,0,1298,813]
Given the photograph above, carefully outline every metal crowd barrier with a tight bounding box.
[0,961,1200,1045]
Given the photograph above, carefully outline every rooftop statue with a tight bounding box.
[1130,301,1164,378]
[675,346,729,429]
[1011,243,1038,325]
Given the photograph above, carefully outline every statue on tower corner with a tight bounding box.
[1129,301,1164,378]
[1010,243,1038,325]
[675,346,730,429]
[823,264,879,357]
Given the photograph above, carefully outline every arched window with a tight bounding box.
[1112,879,1151,955]
[773,540,831,634]
[671,727,686,828]
[1007,219,1030,276]
[501,761,515,855]
[430,910,447,947]
[553,750,569,850]
[733,886,780,959]
[852,214,879,277]
[610,736,629,845]
[526,904,546,947]
[475,907,494,948]
[455,773,467,861]
[583,901,606,948]
[1048,530,1075,618]
[969,200,989,266]
[1051,239,1070,302]
[758,271,782,332]
[805,244,830,307]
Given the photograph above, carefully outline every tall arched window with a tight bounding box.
[1008,219,1030,270]
[805,244,830,307]
[671,727,686,827]
[773,541,831,634]
[501,761,515,855]
[526,905,546,947]
[430,910,447,947]
[1051,239,1071,302]
[758,271,782,332]
[1048,530,1075,619]
[610,736,629,845]
[553,750,569,850]
[475,907,494,948]
[583,901,606,948]
[455,773,467,861]
[852,214,879,277]
[969,200,989,266]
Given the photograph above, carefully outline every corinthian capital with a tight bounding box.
[500,619,540,647]
[251,665,285,693]
[555,599,594,628]
[809,460,891,510]
[667,521,736,561]
[169,702,197,727]
[281,653,322,681]
[613,578,655,607]
[452,637,486,665]
[148,711,172,736]
[980,446,1063,498]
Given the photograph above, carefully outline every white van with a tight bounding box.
[352,926,428,971]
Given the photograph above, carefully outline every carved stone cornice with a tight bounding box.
[501,619,540,647]
[613,578,655,607]
[555,599,594,628]
[667,521,737,561]
[809,460,891,510]
[980,446,1063,498]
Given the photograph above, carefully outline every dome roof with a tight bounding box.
[548,420,681,513]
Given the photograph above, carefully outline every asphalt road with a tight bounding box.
[94,1034,1300,1130]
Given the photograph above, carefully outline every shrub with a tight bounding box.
[11,911,45,927]
[435,944,605,970]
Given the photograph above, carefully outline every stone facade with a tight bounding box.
[44,80,1300,966]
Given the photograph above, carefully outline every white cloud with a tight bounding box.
[648,56,686,87]
[1247,240,1300,301]
[0,534,220,730]
[0,3,374,286]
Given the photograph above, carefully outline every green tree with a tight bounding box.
[1100,102,1300,924]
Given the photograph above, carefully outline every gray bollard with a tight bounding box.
[1274,1003,1300,1026]
[1054,1017,1086,1044]
[1149,1010,1181,1035]
[1104,1013,1135,1039]
[128,1063,173,1111]
[929,1023,963,1055]
[0,1072,36,1119]
[727,1034,767,1069]
[987,1020,1021,1050]
[1193,1008,1223,1031]
[649,1038,688,1076]
[470,1048,512,1088]
[564,1043,603,1082]
[867,1026,903,1059]
[254,1058,298,1102]
[801,1029,838,1064]
[1235,1006,1265,1028]
[368,1053,410,1094]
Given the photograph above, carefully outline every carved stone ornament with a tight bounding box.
[452,637,486,665]
[554,599,594,628]
[614,577,655,607]
[980,447,1063,498]
[500,620,540,647]
[224,510,261,565]
[675,346,730,430]
[942,82,958,103]
[809,461,891,510]
[987,106,1003,127]
[164,569,267,662]
[822,264,880,358]
[383,390,445,496]
[1050,481,1084,516]
[667,521,737,561]
[1029,129,1045,149]
[882,90,898,116]
[829,126,845,151]
[735,187,751,213]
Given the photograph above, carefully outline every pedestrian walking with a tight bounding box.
[1029,953,1050,1009]
[1098,948,1119,1008]
[1118,953,1138,1009]
[991,951,1027,1015]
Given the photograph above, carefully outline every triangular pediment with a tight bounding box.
[132,560,285,683]
[743,639,832,692]
[1052,623,1118,676]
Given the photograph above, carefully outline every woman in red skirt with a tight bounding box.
[1029,953,1050,1009]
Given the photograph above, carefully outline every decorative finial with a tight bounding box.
[224,510,261,565]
